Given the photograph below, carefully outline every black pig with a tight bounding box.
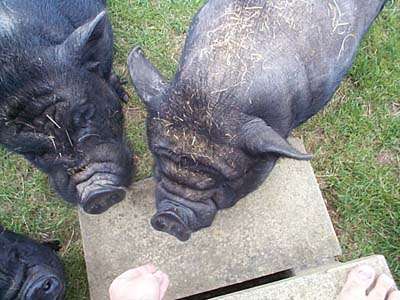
[0,0,134,214]
[0,225,65,299]
[128,0,388,241]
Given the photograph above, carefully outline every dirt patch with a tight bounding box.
[323,189,343,242]
[306,127,326,152]
[323,83,350,113]
[389,101,400,117]
[362,102,373,117]
[124,106,146,121]
[376,150,396,166]
[316,175,329,190]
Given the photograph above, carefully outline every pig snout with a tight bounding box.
[151,200,193,241]
[73,143,133,214]
[151,184,217,241]
[78,174,126,215]
[20,266,65,300]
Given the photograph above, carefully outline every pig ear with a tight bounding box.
[127,47,169,111]
[60,11,107,68]
[241,119,312,160]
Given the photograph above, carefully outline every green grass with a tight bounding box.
[301,0,400,279]
[0,1,399,299]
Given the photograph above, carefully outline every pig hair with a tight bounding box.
[0,245,25,299]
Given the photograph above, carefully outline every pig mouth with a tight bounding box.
[151,199,194,242]
[19,265,64,300]
[20,274,64,300]
[72,163,127,214]
[151,181,218,241]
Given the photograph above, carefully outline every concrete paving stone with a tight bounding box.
[79,138,342,300]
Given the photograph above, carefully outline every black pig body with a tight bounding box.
[0,225,65,299]
[128,0,387,241]
[0,0,133,214]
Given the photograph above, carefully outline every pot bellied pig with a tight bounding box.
[0,0,133,214]
[0,225,65,300]
[128,0,387,241]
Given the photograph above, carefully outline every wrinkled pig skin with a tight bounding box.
[0,225,65,300]
[128,0,388,241]
[0,0,134,214]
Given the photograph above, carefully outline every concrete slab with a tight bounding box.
[79,138,342,300]
[215,255,394,300]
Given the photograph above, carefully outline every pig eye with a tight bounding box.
[42,279,52,292]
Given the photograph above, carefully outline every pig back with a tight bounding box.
[177,0,386,129]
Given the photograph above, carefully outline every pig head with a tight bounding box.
[0,225,65,300]
[128,0,387,241]
[0,1,133,214]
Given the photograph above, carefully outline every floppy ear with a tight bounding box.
[241,118,312,160]
[59,11,108,70]
[127,47,169,112]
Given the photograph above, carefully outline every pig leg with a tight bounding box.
[151,193,217,241]
[41,240,62,251]
[109,73,129,103]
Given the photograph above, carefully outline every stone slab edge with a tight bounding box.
[215,255,395,300]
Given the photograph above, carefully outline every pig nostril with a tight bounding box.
[109,194,120,203]
[82,187,126,214]
[155,218,166,230]
[151,211,192,241]
[42,279,52,292]
[171,223,183,237]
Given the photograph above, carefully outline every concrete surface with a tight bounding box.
[215,255,394,300]
[79,138,342,300]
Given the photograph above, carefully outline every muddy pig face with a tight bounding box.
[0,226,65,300]
[43,70,134,215]
[128,48,310,241]
[0,12,133,214]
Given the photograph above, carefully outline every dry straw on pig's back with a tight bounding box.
[188,0,318,94]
